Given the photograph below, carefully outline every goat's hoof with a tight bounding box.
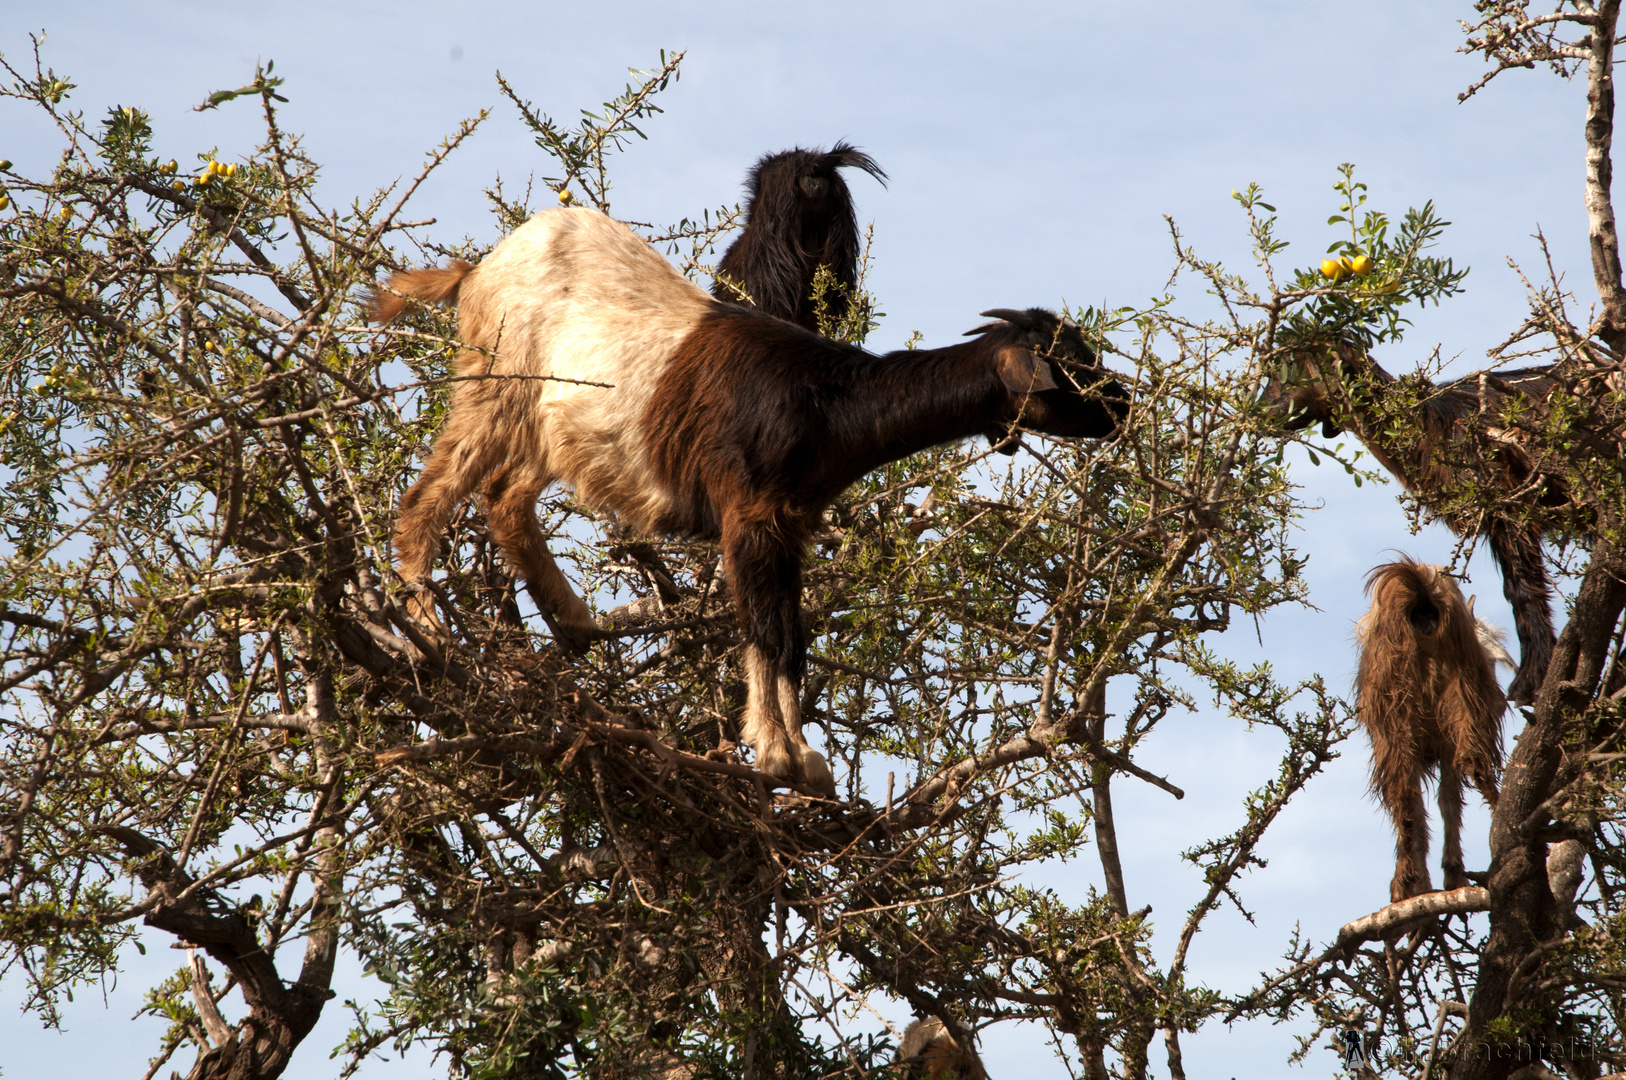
[553,620,608,655]
[753,740,795,782]
[404,593,450,642]
[795,745,836,795]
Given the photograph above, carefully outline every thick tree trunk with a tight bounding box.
[1449,541,1626,1079]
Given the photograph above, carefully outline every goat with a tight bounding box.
[711,143,886,332]
[1261,345,1562,704]
[897,1019,985,1080]
[372,207,1127,792]
[1354,558,1508,902]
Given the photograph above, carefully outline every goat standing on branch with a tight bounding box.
[1261,346,1562,705]
[372,207,1128,792]
[1355,558,1508,902]
[710,143,886,332]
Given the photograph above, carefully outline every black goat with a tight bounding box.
[711,143,886,332]
[1261,347,1562,704]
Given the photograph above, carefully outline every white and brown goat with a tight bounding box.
[372,207,1127,792]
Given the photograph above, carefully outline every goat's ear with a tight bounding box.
[998,347,1059,395]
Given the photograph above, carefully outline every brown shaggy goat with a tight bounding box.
[1261,346,1562,706]
[897,1019,985,1080]
[1355,558,1508,902]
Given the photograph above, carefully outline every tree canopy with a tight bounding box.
[2,6,1626,1078]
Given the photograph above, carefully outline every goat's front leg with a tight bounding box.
[1486,519,1556,705]
[1437,762,1469,891]
[723,515,834,793]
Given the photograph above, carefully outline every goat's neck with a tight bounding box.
[819,340,1012,488]
[1325,354,1429,488]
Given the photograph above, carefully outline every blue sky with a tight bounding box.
[0,3,1597,1078]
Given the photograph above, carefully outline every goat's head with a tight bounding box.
[739,143,888,254]
[746,142,887,223]
[970,308,1129,448]
[1256,344,1369,438]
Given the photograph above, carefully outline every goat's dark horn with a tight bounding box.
[978,308,1030,324]
[826,142,889,185]
[963,321,1007,337]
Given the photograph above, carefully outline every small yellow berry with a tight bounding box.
[558,189,574,205]
[0,160,11,171]
[1320,258,1345,281]
[0,195,10,212]
[58,207,72,222]
[225,162,237,177]
[1349,253,1373,275]
[195,174,211,187]
[41,416,59,430]
[171,180,184,192]
[164,160,177,174]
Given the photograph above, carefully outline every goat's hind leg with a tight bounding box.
[482,456,602,652]
[395,405,506,635]
[1383,771,1433,903]
[1438,762,1469,891]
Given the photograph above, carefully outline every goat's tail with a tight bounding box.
[369,260,474,323]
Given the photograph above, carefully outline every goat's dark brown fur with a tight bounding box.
[1355,558,1506,902]
[1262,347,1561,704]
[711,143,885,331]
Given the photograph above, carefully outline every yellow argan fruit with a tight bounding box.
[1320,258,1344,281]
[59,207,72,221]
[41,416,59,429]
[0,160,11,171]
[558,188,574,205]
[164,160,177,174]
[1350,253,1373,275]
[171,180,184,192]
[195,173,210,187]
[0,195,9,212]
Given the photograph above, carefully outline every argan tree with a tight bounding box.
[1,9,1620,1080]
